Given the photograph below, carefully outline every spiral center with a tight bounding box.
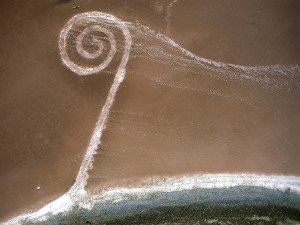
[60,20,118,76]
[76,26,109,59]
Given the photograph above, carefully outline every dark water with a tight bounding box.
[20,186,300,225]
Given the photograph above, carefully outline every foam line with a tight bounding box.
[4,174,300,224]
[94,173,300,203]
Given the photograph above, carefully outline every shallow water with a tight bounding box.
[0,0,300,222]
[86,0,300,194]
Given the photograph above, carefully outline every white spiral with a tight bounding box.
[59,12,132,194]
[59,12,130,76]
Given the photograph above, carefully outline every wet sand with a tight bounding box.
[0,0,300,222]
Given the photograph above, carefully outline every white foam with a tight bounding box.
[4,194,73,225]
[93,174,300,204]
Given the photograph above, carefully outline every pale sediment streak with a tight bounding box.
[165,0,178,34]
[133,24,300,92]
[3,11,300,225]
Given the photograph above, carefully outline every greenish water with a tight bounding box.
[105,205,300,225]
[22,186,300,225]
[25,204,300,225]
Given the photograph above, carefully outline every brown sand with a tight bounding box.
[0,0,299,222]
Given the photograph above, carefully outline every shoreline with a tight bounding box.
[3,173,300,224]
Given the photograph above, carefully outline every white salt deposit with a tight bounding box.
[59,12,132,195]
